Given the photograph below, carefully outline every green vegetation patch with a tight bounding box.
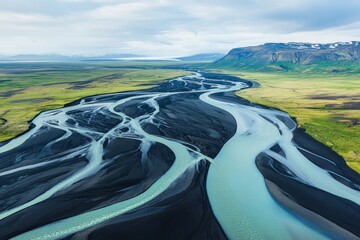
[216,70,360,173]
[0,63,187,142]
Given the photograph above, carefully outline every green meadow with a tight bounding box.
[0,62,187,142]
[1,62,359,173]
[217,70,360,172]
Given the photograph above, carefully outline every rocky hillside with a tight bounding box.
[212,41,360,71]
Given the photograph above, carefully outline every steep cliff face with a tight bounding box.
[213,41,360,70]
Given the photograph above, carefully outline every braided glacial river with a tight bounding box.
[0,72,359,239]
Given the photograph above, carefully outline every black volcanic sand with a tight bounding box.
[256,152,360,238]
[293,128,360,190]
[249,100,360,238]
[68,162,227,240]
[66,107,123,133]
[264,179,360,240]
[0,73,238,239]
[208,75,360,238]
[146,92,236,158]
[1,71,360,239]
[0,142,177,239]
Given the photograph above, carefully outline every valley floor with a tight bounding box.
[0,62,358,173]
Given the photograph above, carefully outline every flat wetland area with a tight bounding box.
[0,62,359,173]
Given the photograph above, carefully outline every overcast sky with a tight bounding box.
[0,0,360,56]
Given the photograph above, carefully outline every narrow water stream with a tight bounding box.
[0,72,359,240]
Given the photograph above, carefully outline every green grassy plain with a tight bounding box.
[0,63,187,142]
[1,61,359,173]
[218,70,360,172]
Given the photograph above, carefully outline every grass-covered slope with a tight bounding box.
[211,42,360,73]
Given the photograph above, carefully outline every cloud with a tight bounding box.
[87,2,153,19]
[0,0,359,56]
[264,0,360,31]
[0,11,53,22]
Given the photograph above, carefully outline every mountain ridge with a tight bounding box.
[0,53,225,63]
[212,41,360,72]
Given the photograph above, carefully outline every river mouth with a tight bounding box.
[0,72,359,240]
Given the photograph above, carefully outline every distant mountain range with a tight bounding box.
[176,53,225,62]
[0,53,146,62]
[5,41,360,72]
[0,53,225,62]
[212,41,360,71]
